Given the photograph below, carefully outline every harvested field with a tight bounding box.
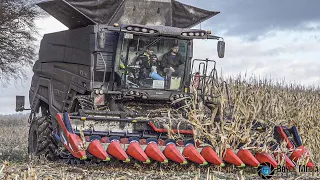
[0,76,320,179]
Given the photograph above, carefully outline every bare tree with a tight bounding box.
[0,0,43,85]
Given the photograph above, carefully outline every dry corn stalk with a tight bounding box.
[177,73,320,164]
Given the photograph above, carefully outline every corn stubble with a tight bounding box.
[1,75,320,179]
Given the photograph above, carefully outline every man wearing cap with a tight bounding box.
[136,47,163,80]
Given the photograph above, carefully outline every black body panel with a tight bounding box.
[30,25,120,120]
[38,26,94,65]
[37,0,96,29]
[37,0,219,29]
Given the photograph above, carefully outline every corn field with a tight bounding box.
[186,74,320,166]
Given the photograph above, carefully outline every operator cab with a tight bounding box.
[115,33,190,91]
[95,24,225,102]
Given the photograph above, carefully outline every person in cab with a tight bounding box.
[159,44,184,76]
[136,47,163,80]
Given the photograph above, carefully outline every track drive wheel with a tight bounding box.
[28,115,58,161]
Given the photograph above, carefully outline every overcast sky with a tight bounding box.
[1,0,319,114]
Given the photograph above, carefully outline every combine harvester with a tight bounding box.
[16,0,314,174]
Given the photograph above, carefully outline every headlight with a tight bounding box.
[129,91,134,95]
[99,90,104,94]
[189,32,194,36]
[195,32,200,36]
[149,30,155,34]
[95,89,99,94]
[134,27,140,31]
[142,28,148,33]
[182,33,188,36]
[127,26,133,31]
[201,32,205,36]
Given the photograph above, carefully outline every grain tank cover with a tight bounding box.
[37,0,219,29]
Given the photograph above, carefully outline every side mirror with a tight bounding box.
[16,96,25,112]
[217,40,225,58]
[97,30,106,49]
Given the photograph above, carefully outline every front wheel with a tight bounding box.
[28,115,58,160]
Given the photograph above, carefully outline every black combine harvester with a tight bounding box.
[15,0,314,176]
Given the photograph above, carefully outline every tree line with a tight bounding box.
[0,0,43,85]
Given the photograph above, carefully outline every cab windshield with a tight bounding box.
[118,33,189,90]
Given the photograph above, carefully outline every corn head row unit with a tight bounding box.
[16,0,314,174]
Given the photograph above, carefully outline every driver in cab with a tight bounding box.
[136,46,163,80]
